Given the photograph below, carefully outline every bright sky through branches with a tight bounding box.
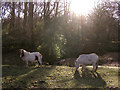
[70,0,98,16]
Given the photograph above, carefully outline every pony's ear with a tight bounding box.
[19,49,24,53]
[22,49,24,53]
[19,49,21,53]
[19,49,24,57]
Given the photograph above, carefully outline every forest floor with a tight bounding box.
[1,52,119,89]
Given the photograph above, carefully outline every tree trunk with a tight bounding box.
[23,2,28,33]
[28,2,34,45]
[10,2,15,32]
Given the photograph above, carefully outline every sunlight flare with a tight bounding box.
[70,0,96,15]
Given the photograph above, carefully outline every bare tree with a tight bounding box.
[10,2,15,32]
[28,2,34,44]
[23,2,28,33]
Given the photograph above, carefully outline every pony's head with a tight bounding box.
[19,49,24,58]
[75,60,79,70]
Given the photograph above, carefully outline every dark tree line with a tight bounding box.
[1,0,119,64]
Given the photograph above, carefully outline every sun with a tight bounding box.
[70,0,96,16]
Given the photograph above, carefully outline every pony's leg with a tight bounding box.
[82,66,83,71]
[81,64,86,71]
[94,63,98,72]
[38,59,42,67]
[25,61,28,67]
[92,63,96,72]
[35,55,42,67]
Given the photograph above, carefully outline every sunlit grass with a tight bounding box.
[2,65,119,88]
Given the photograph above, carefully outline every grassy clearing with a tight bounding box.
[2,65,119,89]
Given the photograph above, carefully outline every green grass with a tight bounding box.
[2,65,119,89]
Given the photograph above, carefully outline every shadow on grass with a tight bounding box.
[2,65,56,89]
[74,69,106,88]
[2,65,34,77]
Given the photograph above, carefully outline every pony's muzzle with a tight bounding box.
[20,55,22,58]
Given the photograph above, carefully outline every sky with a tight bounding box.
[70,0,119,16]
[1,0,119,18]
[70,0,99,16]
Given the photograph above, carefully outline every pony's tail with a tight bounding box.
[40,53,42,65]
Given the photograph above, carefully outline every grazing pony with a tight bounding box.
[75,53,99,72]
[19,49,42,67]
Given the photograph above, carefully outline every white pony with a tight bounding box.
[19,49,42,67]
[75,53,99,72]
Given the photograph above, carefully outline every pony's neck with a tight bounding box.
[24,50,30,56]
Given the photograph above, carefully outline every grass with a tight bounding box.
[2,65,119,89]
